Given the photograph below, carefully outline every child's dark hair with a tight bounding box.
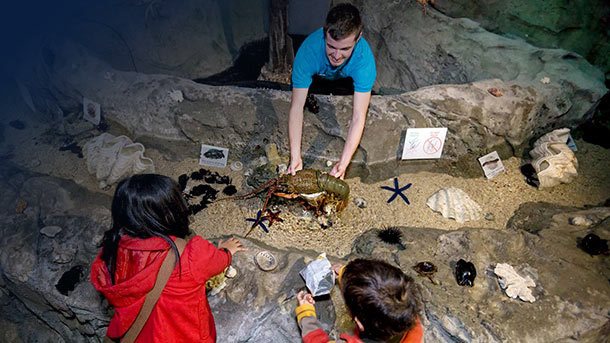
[324,3,363,40]
[100,174,191,284]
[341,259,422,341]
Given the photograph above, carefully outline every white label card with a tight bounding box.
[401,128,448,160]
[199,144,229,168]
[478,151,505,179]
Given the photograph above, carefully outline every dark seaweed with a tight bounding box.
[223,185,238,196]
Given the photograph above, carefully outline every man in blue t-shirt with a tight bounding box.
[287,3,376,179]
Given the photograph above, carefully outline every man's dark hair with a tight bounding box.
[323,3,363,40]
[100,174,191,284]
[341,259,422,341]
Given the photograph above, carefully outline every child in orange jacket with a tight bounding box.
[295,258,424,343]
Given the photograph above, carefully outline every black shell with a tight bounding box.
[204,149,225,159]
[455,259,476,287]
[579,233,609,255]
[413,261,437,276]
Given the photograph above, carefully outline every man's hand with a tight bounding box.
[287,158,303,175]
[296,290,315,306]
[218,237,246,256]
[329,162,347,179]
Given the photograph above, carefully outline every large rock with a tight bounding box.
[351,204,610,342]
[431,0,610,77]
[35,41,604,180]
[1,162,608,342]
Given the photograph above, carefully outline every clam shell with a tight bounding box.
[529,128,578,188]
[426,187,482,223]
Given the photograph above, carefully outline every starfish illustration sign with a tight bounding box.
[381,178,412,204]
[245,210,269,236]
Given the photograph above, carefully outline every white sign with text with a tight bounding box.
[401,128,448,160]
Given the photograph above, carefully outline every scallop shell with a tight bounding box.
[529,128,578,188]
[426,187,482,223]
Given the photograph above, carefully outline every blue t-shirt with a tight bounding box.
[292,28,376,92]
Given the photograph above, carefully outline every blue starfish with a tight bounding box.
[245,210,269,236]
[381,178,412,204]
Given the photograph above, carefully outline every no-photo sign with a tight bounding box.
[401,128,448,160]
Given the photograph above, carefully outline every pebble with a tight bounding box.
[484,213,495,221]
[353,197,367,208]
[40,226,63,238]
[569,215,594,226]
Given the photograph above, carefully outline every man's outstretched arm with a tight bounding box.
[288,88,310,175]
[330,90,371,179]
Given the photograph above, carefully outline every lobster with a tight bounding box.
[226,169,350,229]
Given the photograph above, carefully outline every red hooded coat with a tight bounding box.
[90,235,231,342]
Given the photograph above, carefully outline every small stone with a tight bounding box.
[277,164,287,175]
[168,89,184,102]
[353,197,367,208]
[569,215,594,227]
[225,265,237,278]
[29,159,41,168]
[484,212,495,221]
[540,76,551,84]
[326,160,333,167]
[244,168,253,177]
[40,226,63,238]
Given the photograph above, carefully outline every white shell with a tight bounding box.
[494,263,536,303]
[83,133,155,188]
[426,187,482,223]
[529,128,578,188]
[225,265,237,278]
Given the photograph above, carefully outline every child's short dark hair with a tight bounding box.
[323,3,363,41]
[341,259,422,341]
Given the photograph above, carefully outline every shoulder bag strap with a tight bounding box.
[117,238,187,343]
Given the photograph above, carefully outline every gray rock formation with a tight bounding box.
[1,162,608,342]
[37,41,605,180]
[352,205,610,342]
[431,0,610,77]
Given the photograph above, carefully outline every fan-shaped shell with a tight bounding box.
[426,187,482,223]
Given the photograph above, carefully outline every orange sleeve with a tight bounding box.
[400,317,424,343]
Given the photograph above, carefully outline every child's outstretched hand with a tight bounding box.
[297,290,315,306]
[331,263,344,277]
[218,237,246,255]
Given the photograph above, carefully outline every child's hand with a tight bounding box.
[297,290,315,306]
[331,263,344,277]
[218,237,246,255]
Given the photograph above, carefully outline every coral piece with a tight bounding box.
[493,263,536,303]
[540,76,551,84]
[426,187,482,223]
[529,128,578,188]
[83,133,155,188]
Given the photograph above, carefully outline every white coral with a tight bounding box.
[494,263,536,303]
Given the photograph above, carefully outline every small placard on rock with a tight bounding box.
[478,151,505,180]
[200,144,229,168]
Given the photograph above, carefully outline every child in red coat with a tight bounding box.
[295,258,424,343]
[90,174,245,342]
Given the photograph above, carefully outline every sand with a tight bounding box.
[4,120,609,258]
